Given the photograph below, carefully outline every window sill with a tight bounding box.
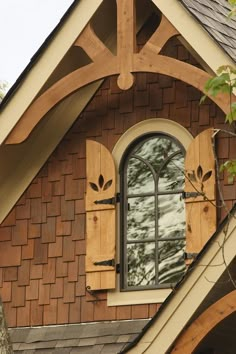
[107,283,172,306]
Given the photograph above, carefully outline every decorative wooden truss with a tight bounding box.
[171,290,236,353]
[5,0,231,144]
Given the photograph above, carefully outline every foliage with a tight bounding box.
[201,66,236,123]
[202,65,236,181]
[0,81,9,101]
[228,0,236,17]
[220,160,236,183]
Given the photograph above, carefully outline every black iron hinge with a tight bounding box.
[116,264,120,274]
[182,191,204,199]
[94,193,120,205]
[184,252,198,260]
[94,259,115,267]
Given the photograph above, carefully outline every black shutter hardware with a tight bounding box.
[94,259,115,267]
[184,252,198,260]
[182,191,203,199]
[94,193,120,205]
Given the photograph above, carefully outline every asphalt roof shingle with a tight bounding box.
[9,319,149,354]
[180,0,236,62]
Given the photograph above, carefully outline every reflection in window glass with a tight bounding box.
[127,196,155,241]
[127,243,155,287]
[121,134,186,290]
[158,240,186,284]
[127,158,154,194]
[158,194,185,239]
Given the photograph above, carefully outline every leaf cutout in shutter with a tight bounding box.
[202,170,212,182]
[103,179,113,191]
[188,171,197,182]
[89,182,99,192]
[98,174,104,188]
[197,165,203,180]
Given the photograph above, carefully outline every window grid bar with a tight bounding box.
[127,190,184,198]
[126,237,186,244]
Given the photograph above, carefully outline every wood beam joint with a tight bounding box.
[74,23,113,62]
[141,15,179,55]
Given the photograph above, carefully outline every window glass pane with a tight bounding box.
[158,239,186,284]
[127,196,155,241]
[127,243,155,287]
[158,194,185,239]
[133,136,180,172]
[121,133,186,291]
[159,154,184,191]
[127,157,154,194]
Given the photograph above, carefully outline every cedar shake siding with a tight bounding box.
[0,37,234,327]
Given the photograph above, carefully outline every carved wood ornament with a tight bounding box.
[5,0,231,144]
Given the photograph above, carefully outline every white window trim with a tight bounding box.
[107,118,193,306]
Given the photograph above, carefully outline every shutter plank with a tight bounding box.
[185,129,216,258]
[86,140,116,290]
[86,140,115,212]
[185,129,215,202]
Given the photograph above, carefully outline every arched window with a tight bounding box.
[85,120,215,305]
[120,133,186,290]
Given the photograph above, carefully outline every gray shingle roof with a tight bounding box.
[9,319,149,354]
[180,0,236,62]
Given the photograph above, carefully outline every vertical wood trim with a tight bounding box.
[117,0,136,90]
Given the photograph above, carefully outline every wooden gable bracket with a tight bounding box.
[171,290,236,353]
[5,0,232,145]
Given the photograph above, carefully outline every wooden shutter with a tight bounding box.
[184,129,216,261]
[86,140,116,290]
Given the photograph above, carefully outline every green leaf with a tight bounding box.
[225,102,236,123]
[204,73,231,97]
[220,160,236,183]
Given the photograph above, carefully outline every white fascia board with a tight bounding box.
[152,0,235,72]
[0,0,103,145]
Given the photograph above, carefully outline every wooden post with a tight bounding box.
[117,0,136,90]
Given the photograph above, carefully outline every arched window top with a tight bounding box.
[122,134,185,194]
[120,133,186,290]
[113,118,193,168]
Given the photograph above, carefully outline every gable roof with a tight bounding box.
[0,1,235,353]
[180,0,236,62]
[120,204,236,353]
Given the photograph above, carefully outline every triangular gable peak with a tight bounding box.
[4,0,231,145]
[0,0,234,223]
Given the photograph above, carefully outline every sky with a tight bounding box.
[0,0,74,88]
